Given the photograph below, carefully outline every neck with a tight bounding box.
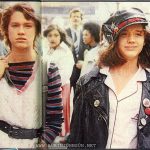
[110,58,139,76]
[7,47,37,63]
[72,25,80,30]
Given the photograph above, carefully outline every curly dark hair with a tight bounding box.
[98,27,150,69]
[1,3,41,48]
[43,24,72,48]
[83,22,100,43]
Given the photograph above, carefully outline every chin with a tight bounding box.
[125,55,139,61]
[51,46,57,49]
[16,45,29,50]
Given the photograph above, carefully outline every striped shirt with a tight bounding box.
[41,63,63,144]
[8,61,35,90]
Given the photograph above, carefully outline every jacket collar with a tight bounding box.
[80,66,106,85]
[81,66,150,86]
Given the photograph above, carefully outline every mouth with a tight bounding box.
[50,42,55,44]
[16,38,27,41]
[73,20,78,23]
[125,46,136,50]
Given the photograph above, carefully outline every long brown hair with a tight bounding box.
[98,28,150,69]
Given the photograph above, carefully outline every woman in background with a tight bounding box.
[43,24,74,142]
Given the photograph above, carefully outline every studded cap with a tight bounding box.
[102,8,148,43]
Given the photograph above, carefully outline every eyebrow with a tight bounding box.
[10,21,34,25]
[135,30,144,32]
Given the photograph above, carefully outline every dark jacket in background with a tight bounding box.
[66,28,87,89]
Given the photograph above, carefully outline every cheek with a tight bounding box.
[117,38,125,49]
[8,27,12,37]
[47,35,52,41]
[8,30,13,42]
[86,36,90,42]
[136,37,145,51]
[141,39,145,47]
[116,41,123,55]
[57,37,61,43]
[77,18,81,22]
[30,29,36,39]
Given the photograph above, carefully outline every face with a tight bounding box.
[117,24,145,61]
[8,11,36,50]
[83,29,94,45]
[47,29,61,49]
[70,12,82,28]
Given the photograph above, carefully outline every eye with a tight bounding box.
[24,24,33,28]
[135,32,144,36]
[11,24,19,27]
[47,34,52,38]
[119,32,127,37]
[54,34,59,37]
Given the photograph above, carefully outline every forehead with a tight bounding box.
[122,24,144,32]
[70,11,81,17]
[9,11,34,24]
[48,29,60,34]
[83,29,91,34]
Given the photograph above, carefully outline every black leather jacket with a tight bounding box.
[69,67,150,149]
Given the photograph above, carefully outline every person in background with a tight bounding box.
[43,24,74,143]
[66,8,87,93]
[80,21,101,77]
[0,3,63,148]
[69,8,150,149]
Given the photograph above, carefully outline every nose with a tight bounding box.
[18,26,25,35]
[127,35,135,43]
[49,36,55,42]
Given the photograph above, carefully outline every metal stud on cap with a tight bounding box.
[94,100,100,107]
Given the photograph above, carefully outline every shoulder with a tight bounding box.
[145,68,150,72]
[77,66,106,86]
[65,27,70,31]
[66,28,71,33]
